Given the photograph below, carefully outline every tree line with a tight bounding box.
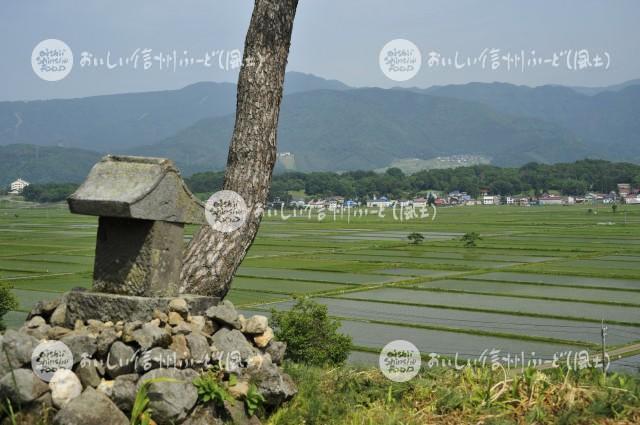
[10,159,640,204]
[187,159,640,201]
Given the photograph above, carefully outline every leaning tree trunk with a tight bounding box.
[179,0,299,297]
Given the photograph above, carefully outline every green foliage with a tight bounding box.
[130,377,181,425]
[612,203,618,213]
[9,157,639,202]
[184,171,224,194]
[271,298,352,366]
[22,183,78,203]
[560,178,589,196]
[183,160,640,201]
[407,232,425,245]
[2,399,17,425]
[245,384,266,417]
[461,232,481,248]
[0,284,18,331]
[193,371,231,407]
[130,382,151,425]
[270,364,640,425]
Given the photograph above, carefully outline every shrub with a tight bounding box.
[271,298,351,366]
[193,371,231,407]
[461,232,481,248]
[22,183,78,203]
[0,284,18,331]
[245,384,266,416]
[407,232,425,245]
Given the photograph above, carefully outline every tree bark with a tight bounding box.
[179,0,299,297]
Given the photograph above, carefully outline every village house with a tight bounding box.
[623,193,640,204]
[306,199,326,209]
[604,192,617,204]
[538,194,564,205]
[585,192,604,203]
[481,194,500,205]
[617,183,631,197]
[447,191,471,205]
[366,196,392,208]
[412,197,428,208]
[9,178,30,194]
[326,196,345,210]
[288,198,305,208]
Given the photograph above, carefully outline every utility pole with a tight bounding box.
[601,319,608,377]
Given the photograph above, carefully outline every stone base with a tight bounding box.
[62,289,219,327]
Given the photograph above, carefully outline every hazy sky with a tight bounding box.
[1,0,639,101]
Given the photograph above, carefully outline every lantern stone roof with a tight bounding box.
[67,155,205,224]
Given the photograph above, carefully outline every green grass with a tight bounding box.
[2,202,640,372]
[269,363,640,424]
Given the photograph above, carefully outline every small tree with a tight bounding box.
[612,204,618,214]
[461,232,481,248]
[271,298,351,366]
[0,284,18,331]
[407,232,425,245]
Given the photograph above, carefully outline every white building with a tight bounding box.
[482,195,500,205]
[538,195,564,205]
[9,178,30,194]
[624,194,640,205]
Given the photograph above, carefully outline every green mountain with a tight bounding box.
[1,75,638,180]
[424,81,640,162]
[132,88,589,173]
[0,144,102,186]
[0,72,348,152]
